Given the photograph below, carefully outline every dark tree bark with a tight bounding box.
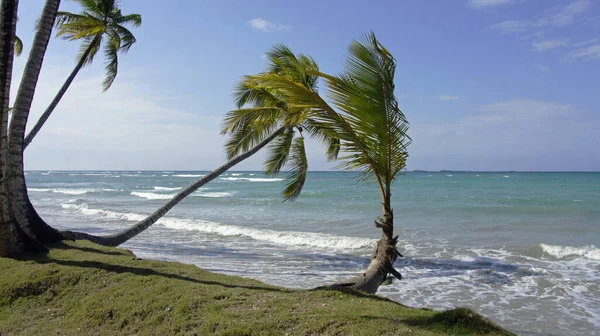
[5,0,63,243]
[0,0,46,256]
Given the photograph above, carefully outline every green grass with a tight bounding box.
[0,240,513,335]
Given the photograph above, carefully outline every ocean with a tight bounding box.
[26,171,600,335]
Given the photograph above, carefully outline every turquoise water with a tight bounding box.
[26,171,600,335]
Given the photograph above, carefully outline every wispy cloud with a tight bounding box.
[537,65,550,71]
[567,43,600,60]
[532,39,570,51]
[435,94,460,101]
[408,99,599,170]
[467,0,514,10]
[491,0,592,33]
[249,18,291,32]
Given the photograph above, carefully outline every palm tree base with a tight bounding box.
[328,237,402,294]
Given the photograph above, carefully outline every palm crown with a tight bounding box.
[238,33,410,204]
[55,0,141,90]
[222,45,340,201]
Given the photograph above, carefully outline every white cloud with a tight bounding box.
[546,0,592,27]
[249,18,291,32]
[467,0,514,10]
[532,39,570,51]
[490,0,592,33]
[408,99,599,171]
[491,20,533,33]
[537,65,550,71]
[435,94,460,101]
[567,44,600,60]
[12,66,227,170]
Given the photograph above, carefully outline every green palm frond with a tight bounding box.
[282,137,308,201]
[55,0,141,91]
[115,13,142,27]
[14,35,23,56]
[265,127,294,175]
[102,32,119,90]
[321,32,410,193]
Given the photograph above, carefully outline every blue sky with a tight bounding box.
[12,0,600,171]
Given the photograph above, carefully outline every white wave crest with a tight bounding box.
[221,177,283,182]
[173,174,205,178]
[62,203,145,221]
[62,202,375,250]
[28,188,94,195]
[195,191,235,198]
[541,244,600,261]
[130,191,174,200]
[154,186,182,191]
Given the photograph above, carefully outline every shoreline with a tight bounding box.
[0,240,512,335]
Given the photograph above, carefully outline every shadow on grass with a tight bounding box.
[401,308,514,335]
[53,242,134,257]
[23,243,292,293]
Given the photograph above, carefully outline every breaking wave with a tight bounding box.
[541,244,600,261]
[61,202,375,250]
[220,177,284,182]
[28,188,94,195]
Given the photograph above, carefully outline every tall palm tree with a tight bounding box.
[249,32,410,294]
[23,0,141,148]
[0,0,41,257]
[61,46,334,246]
[1,0,63,253]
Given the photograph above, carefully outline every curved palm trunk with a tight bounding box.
[0,0,46,256]
[23,35,99,149]
[62,126,286,246]
[5,0,63,243]
[329,204,402,294]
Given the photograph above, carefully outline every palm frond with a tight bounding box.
[320,32,410,194]
[102,32,119,90]
[265,127,294,175]
[14,35,23,56]
[282,137,308,201]
[115,13,142,27]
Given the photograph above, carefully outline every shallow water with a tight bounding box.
[27,171,600,336]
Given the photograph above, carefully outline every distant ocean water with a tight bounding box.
[26,171,600,336]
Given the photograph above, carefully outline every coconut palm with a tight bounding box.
[23,0,142,148]
[248,32,410,293]
[1,0,63,255]
[61,46,332,246]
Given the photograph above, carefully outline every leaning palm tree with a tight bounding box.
[23,0,141,148]
[61,45,334,246]
[249,32,410,294]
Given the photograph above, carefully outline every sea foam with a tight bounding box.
[541,244,600,261]
[62,202,375,250]
[28,188,94,195]
[220,177,284,182]
[154,186,182,191]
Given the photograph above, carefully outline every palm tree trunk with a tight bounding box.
[5,0,63,244]
[328,205,402,294]
[23,34,100,149]
[0,0,46,256]
[62,126,286,246]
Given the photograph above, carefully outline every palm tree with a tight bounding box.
[1,0,62,255]
[61,46,334,246]
[249,32,410,294]
[23,0,141,149]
